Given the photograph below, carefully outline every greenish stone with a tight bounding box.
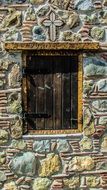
[80,137,92,151]
[9,152,36,176]
[57,139,70,152]
[0,58,10,70]
[97,79,107,92]
[8,92,22,114]
[84,57,107,77]
[83,14,97,24]
[86,176,100,187]
[0,171,6,182]
[0,130,9,145]
[101,136,107,151]
[99,10,107,24]
[8,64,21,87]
[25,6,37,21]
[8,99,22,113]
[83,108,95,136]
[33,140,50,153]
[10,118,23,139]
[11,139,26,150]
[59,31,82,41]
[37,5,50,17]
[92,100,107,112]
[91,27,105,40]
[83,80,94,96]
[58,10,79,29]
[99,116,107,125]
[0,80,3,87]
[0,152,6,165]
[33,178,51,190]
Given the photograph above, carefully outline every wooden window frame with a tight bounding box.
[22,50,82,134]
[5,42,99,135]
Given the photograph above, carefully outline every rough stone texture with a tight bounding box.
[0,152,6,165]
[9,152,36,176]
[63,176,80,189]
[86,176,100,187]
[84,57,107,77]
[83,80,94,96]
[74,0,93,10]
[3,182,18,190]
[33,140,50,152]
[83,107,95,136]
[33,178,52,190]
[33,26,46,41]
[90,27,105,40]
[11,139,26,150]
[59,31,82,41]
[97,79,107,92]
[58,10,79,29]
[39,153,61,177]
[10,118,23,139]
[101,135,107,151]
[0,171,6,182]
[80,136,92,151]
[0,0,107,189]
[0,130,9,145]
[56,139,70,152]
[68,156,95,171]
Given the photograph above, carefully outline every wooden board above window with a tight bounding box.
[22,50,83,134]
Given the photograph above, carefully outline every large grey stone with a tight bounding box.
[9,152,36,176]
[57,139,70,152]
[74,0,93,10]
[92,100,107,112]
[97,79,107,92]
[33,140,50,153]
[84,57,107,77]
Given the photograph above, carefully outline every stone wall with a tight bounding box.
[0,0,107,190]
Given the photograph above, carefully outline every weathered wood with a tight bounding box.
[5,42,99,50]
[23,52,83,134]
[45,74,53,130]
[53,73,62,129]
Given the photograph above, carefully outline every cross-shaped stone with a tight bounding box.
[42,11,63,41]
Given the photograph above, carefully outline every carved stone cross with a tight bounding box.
[42,11,63,41]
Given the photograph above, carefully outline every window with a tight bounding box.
[22,50,82,134]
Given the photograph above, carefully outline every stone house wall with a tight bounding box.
[0,0,107,189]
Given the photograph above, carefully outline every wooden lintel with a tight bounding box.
[5,42,100,51]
